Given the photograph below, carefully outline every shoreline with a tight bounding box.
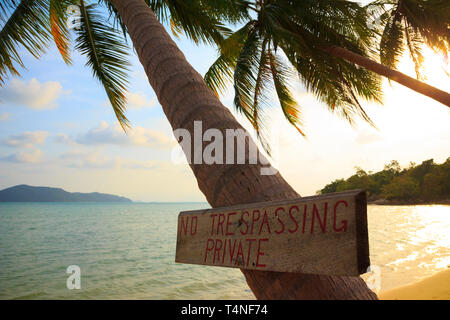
[379,269,450,300]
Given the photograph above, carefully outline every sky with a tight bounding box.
[0,10,449,202]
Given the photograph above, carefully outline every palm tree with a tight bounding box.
[0,0,377,299]
[205,0,383,150]
[324,0,450,107]
[374,0,449,80]
[205,0,450,147]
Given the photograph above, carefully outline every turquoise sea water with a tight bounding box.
[0,203,448,299]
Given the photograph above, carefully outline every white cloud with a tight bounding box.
[60,149,112,169]
[59,149,164,170]
[0,113,10,122]
[0,78,69,110]
[115,158,166,170]
[103,91,157,110]
[76,121,175,149]
[1,149,43,163]
[126,92,157,109]
[54,133,76,145]
[2,131,49,148]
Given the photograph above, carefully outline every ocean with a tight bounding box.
[0,203,448,299]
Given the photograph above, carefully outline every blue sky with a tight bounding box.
[0,8,449,202]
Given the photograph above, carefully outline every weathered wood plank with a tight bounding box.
[175,190,370,276]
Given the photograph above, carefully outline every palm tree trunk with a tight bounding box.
[110,0,377,300]
[322,45,450,108]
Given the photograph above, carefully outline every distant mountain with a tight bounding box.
[0,185,132,202]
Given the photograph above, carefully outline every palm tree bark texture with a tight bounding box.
[110,0,377,300]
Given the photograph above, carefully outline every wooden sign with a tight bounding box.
[175,190,370,276]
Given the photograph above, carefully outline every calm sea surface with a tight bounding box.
[0,203,448,299]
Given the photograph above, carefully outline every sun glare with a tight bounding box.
[396,46,450,92]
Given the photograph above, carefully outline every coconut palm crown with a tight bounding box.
[205,0,384,152]
[204,0,450,152]
[371,0,450,80]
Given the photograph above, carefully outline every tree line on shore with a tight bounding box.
[318,158,450,203]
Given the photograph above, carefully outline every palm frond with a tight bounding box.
[170,17,183,39]
[380,9,404,69]
[50,0,72,64]
[268,50,305,136]
[0,0,51,85]
[205,53,236,96]
[204,21,255,95]
[253,41,271,133]
[251,41,273,154]
[376,0,449,77]
[262,1,381,127]
[75,1,131,130]
[283,46,379,128]
[98,0,128,39]
[198,0,251,23]
[404,21,425,80]
[0,0,18,21]
[233,27,261,125]
[398,0,450,54]
[269,0,376,57]
[147,0,232,45]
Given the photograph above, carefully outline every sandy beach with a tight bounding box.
[379,269,450,300]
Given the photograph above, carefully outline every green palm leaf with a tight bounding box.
[268,51,304,137]
[233,27,261,125]
[50,0,72,64]
[204,0,383,151]
[0,0,51,85]
[380,11,404,69]
[250,43,276,154]
[75,1,131,129]
[204,53,236,96]
[199,0,250,23]
[0,0,19,21]
[252,41,271,135]
[148,0,232,45]
[204,21,255,95]
[98,0,128,38]
[266,1,380,126]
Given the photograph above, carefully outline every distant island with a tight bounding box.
[0,185,132,202]
[318,158,450,205]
